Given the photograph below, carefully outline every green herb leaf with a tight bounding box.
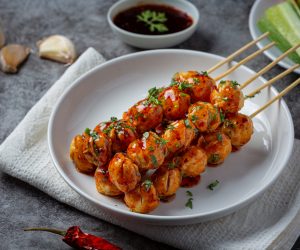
[142,179,153,192]
[219,110,225,123]
[193,77,200,83]
[90,131,99,141]
[208,154,220,164]
[84,128,91,135]
[217,132,223,142]
[110,117,118,122]
[191,115,198,122]
[167,124,175,130]
[207,180,220,190]
[186,190,193,197]
[184,119,192,128]
[155,137,168,145]
[148,146,155,151]
[185,197,193,209]
[137,10,169,33]
[219,80,226,85]
[222,97,229,102]
[178,82,193,91]
[150,155,159,167]
[245,91,260,99]
[201,71,208,76]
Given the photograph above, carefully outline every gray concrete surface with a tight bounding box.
[0,0,299,249]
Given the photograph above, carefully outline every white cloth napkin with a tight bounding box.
[1,47,300,250]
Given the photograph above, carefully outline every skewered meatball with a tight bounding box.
[210,80,244,113]
[123,98,163,134]
[172,71,216,103]
[70,134,96,174]
[82,129,112,168]
[94,118,138,153]
[158,86,191,120]
[124,180,159,214]
[180,146,207,177]
[199,132,232,165]
[127,131,167,171]
[221,113,253,149]
[187,102,221,132]
[94,166,122,196]
[162,119,196,157]
[108,153,141,193]
[152,161,182,197]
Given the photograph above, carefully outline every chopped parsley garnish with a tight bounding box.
[219,80,226,85]
[186,190,193,197]
[231,80,240,89]
[217,133,223,142]
[180,92,188,97]
[137,10,169,33]
[90,131,99,141]
[201,71,208,76]
[148,146,154,151]
[84,128,91,135]
[245,91,260,99]
[143,131,150,139]
[208,154,220,164]
[150,155,159,167]
[170,78,178,86]
[142,180,153,192]
[193,77,200,83]
[207,180,220,190]
[224,119,236,128]
[184,119,192,128]
[219,110,225,123]
[222,97,229,102]
[185,198,193,209]
[178,82,193,91]
[110,117,118,122]
[209,112,217,122]
[167,124,175,130]
[145,87,163,106]
[191,115,198,122]
[155,137,168,145]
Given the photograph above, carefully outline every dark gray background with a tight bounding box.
[0,0,299,249]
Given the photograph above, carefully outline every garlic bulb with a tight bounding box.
[0,24,4,48]
[37,35,76,64]
[0,44,30,73]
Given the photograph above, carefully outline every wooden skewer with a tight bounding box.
[213,42,276,82]
[207,32,270,74]
[241,43,300,89]
[250,77,300,118]
[245,64,300,99]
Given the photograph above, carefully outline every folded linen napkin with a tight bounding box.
[1,47,300,250]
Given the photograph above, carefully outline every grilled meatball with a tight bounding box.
[172,71,216,103]
[199,132,232,165]
[187,102,221,132]
[162,119,196,157]
[158,86,191,120]
[123,98,163,134]
[152,163,181,197]
[70,134,96,174]
[221,113,253,149]
[180,146,207,177]
[94,118,138,153]
[82,130,112,168]
[94,166,122,196]
[127,131,167,171]
[108,153,141,193]
[124,180,159,214]
[210,80,244,113]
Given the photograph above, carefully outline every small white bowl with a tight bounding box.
[107,0,200,49]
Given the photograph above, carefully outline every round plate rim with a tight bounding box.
[48,49,294,223]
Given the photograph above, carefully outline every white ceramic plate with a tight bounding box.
[249,0,300,74]
[48,50,294,225]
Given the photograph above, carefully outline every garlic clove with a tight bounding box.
[0,44,30,73]
[37,35,76,64]
[0,25,5,49]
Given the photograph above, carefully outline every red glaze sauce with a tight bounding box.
[113,4,193,35]
[180,175,201,188]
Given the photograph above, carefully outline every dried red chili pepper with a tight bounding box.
[24,226,121,250]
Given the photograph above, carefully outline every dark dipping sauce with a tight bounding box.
[113,4,193,35]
